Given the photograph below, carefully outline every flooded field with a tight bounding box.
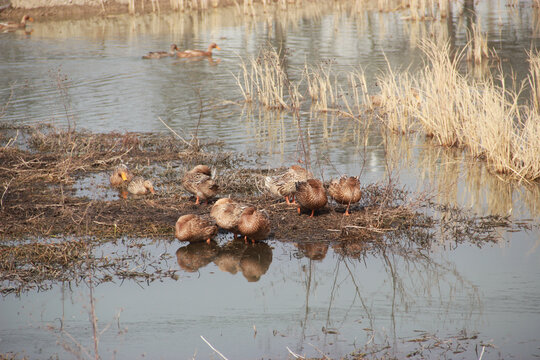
[1,0,540,359]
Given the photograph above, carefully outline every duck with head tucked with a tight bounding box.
[182,165,218,205]
[210,198,245,238]
[142,44,179,59]
[237,207,270,243]
[328,176,361,216]
[175,214,218,244]
[127,176,155,195]
[265,165,312,204]
[295,179,328,217]
[0,15,33,31]
[176,43,220,58]
[109,164,133,188]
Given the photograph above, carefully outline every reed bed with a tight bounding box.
[376,40,540,181]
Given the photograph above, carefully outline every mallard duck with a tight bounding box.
[210,198,245,237]
[182,165,218,204]
[295,179,328,217]
[264,165,312,204]
[127,176,155,195]
[237,207,270,242]
[142,44,179,59]
[0,15,33,31]
[328,176,362,216]
[109,164,133,187]
[175,214,218,244]
[176,43,220,58]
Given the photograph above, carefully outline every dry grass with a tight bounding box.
[375,39,540,181]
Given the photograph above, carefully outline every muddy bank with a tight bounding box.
[0,124,528,295]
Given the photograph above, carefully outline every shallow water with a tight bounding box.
[1,0,540,359]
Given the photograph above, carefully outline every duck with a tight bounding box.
[328,176,362,216]
[109,164,133,187]
[176,43,220,58]
[295,179,328,217]
[264,165,312,204]
[142,44,179,59]
[237,207,270,242]
[175,214,218,244]
[126,176,155,195]
[210,198,245,237]
[0,15,33,31]
[182,165,218,204]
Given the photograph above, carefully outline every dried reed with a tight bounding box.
[376,39,540,181]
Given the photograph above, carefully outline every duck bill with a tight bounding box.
[120,171,128,181]
[215,46,221,50]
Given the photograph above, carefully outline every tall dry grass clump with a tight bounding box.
[235,48,299,110]
[377,39,540,181]
[466,21,490,64]
[528,48,540,112]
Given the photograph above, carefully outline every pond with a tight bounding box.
[1,1,540,359]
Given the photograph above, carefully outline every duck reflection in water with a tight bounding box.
[295,242,329,261]
[213,240,247,275]
[239,242,272,282]
[176,241,219,273]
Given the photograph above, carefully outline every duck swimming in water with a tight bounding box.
[142,44,179,59]
[176,43,221,58]
[0,15,33,31]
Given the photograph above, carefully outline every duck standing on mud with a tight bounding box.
[210,198,245,238]
[0,15,33,31]
[328,176,362,216]
[295,179,328,217]
[176,43,220,58]
[264,165,312,204]
[175,214,218,244]
[182,164,218,204]
[237,207,270,243]
[142,44,179,59]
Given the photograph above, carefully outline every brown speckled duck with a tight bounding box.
[295,179,328,217]
[210,198,245,237]
[182,165,218,204]
[237,207,270,243]
[109,164,133,187]
[176,43,220,58]
[0,15,33,31]
[127,176,155,195]
[142,44,179,59]
[175,214,218,244]
[328,176,362,216]
[264,165,312,204]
